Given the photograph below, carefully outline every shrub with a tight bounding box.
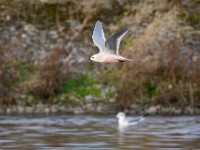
[28,48,68,100]
[0,48,17,105]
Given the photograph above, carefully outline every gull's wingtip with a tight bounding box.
[93,21,103,31]
[126,58,134,61]
[139,117,145,122]
[96,20,102,25]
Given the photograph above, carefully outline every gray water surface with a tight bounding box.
[0,115,200,150]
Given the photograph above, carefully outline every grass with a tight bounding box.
[136,97,150,105]
[14,61,38,82]
[61,74,101,99]
[144,83,158,97]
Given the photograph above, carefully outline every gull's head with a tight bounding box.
[89,54,99,62]
[116,112,126,119]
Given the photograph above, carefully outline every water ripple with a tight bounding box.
[0,115,200,149]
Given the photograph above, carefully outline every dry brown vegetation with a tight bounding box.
[110,2,200,110]
[28,48,67,100]
[27,15,91,100]
[0,48,17,105]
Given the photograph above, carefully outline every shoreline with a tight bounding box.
[1,104,200,115]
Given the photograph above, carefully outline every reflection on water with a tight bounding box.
[0,115,200,150]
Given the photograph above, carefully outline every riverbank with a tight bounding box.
[0,0,200,110]
[1,104,200,115]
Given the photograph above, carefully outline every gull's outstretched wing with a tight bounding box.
[92,21,106,52]
[105,26,129,55]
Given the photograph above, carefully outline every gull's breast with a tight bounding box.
[103,54,122,63]
[118,119,129,126]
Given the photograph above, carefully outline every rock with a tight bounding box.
[173,108,181,115]
[50,44,55,49]
[146,105,160,115]
[48,30,58,39]
[85,95,93,103]
[19,94,27,100]
[35,104,44,113]
[65,106,74,113]
[96,104,105,113]
[44,106,50,114]
[185,107,194,115]
[161,107,170,114]
[40,0,49,3]
[21,33,28,39]
[25,106,33,113]
[9,26,15,32]
[24,24,36,33]
[5,15,11,21]
[74,107,84,114]
[51,105,59,113]
[11,36,17,45]
[59,106,67,113]
[37,51,48,61]
[86,103,96,111]
[0,107,5,114]
[17,106,25,113]
[6,107,12,114]
[11,106,17,113]
[194,108,200,114]
[39,31,47,44]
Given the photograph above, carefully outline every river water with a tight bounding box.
[0,115,200,150]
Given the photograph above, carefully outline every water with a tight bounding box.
[0,115,200,150]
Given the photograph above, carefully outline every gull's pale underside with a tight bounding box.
[89,21,133,63]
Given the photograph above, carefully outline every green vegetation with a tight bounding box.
[15,61,38,82]
[61,74,101,99]
[178,13,200,26]
[136,97,150,105]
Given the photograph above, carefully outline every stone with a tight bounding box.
[96,104,105,113]
[6,15,11,21]
[0,107,5,114]
[48,30,58,39]
[11,106,17,113]
[194,108,200,114]
[35,104,44,113]
[39,31,47,44]
[161,107,170,114]
[37,51,48,61]
[59,106,67,113]
[17,106,24,114]
[185,107,194,115]
[9,26,15,32]
[74,107,84,114]
[21,33,28,39]
[25,106,33,113]
[173,108,181,115]
[85,95,93,103]
[86,103,95,111]
[51,105,59,113]
[6,107,12,114]
[44,106,50,114]
[146,105,160,115]
[24,24,36,33]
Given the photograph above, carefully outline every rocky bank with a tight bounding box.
[0,0,200,115]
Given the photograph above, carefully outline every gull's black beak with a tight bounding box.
[88,58,91,60]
